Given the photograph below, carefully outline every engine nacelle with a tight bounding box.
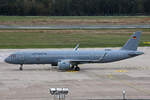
[58,61,71,70]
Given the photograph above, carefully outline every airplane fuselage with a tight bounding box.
[5,49,143,65]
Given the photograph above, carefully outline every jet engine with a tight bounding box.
[58,61,71,70]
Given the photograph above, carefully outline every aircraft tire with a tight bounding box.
[75,67,80,71]
[19,67,23,71]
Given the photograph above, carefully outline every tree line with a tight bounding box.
[0,0,150,16]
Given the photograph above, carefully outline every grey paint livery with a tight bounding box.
[5,31,144,71]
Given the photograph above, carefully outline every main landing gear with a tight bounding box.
[70,65,80,71]
[75,66,80,71]
[19,64,23,71]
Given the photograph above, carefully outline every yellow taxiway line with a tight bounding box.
[67,70,79,72]
[115,70,128,72]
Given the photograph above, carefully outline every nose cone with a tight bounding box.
[4,57,11,63]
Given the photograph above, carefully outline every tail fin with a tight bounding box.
[121,31,141,51]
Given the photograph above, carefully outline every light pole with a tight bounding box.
[122,90,126,100]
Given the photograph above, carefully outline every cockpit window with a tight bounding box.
[10,54,16,58]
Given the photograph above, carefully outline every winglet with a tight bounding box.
[74,44,79,51]
[121,31,142,51]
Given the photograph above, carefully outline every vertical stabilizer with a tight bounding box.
[121,31,141,51]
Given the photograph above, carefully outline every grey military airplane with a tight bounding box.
[5,31,144,71]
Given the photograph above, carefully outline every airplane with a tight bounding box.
[5,31,144,71]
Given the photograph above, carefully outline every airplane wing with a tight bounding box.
[73,44,79,51]
[59,59,99,65]
[69,59,100,64]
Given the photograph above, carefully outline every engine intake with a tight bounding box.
[58,61,71,70]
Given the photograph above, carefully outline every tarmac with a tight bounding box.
[0,47,150,100]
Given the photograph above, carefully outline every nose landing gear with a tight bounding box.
[19,64,23,71]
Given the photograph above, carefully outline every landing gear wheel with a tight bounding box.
[19,64,23,71]
[75,67,80,71]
